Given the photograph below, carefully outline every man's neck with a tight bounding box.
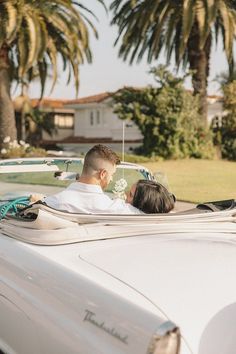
[78,175,100,186]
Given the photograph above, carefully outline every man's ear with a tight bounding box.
[99,169,107,180]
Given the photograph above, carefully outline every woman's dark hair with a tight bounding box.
[132,180,175,214]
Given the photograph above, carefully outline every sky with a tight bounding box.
[24,1,232,100]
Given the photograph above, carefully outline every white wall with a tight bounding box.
[73,102,142,140]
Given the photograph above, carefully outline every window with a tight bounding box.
[90,111,94,126]
[96,110,100,125]
[54,115,74,128]
[90,110,101,125]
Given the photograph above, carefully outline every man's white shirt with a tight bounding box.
[44,182,142,214]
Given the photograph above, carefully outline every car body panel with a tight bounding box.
[78,233,236,353]
[0,157,235,354]
[0,233,177,354]
[16,229,236,354]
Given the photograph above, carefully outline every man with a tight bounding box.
[44,144,142,214]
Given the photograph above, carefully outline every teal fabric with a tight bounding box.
[0,197,30,220]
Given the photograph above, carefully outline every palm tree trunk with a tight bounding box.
[0,44,17,147]
[187,23,211,127]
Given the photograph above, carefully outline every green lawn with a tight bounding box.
[142,159,236,203]
[0,158,235,204]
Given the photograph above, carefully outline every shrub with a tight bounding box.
[116,152,163,163]
[212,81,236,161]
[113,66,215,159]
[0,137,47,159]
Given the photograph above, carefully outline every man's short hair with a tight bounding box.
[83,144,120,174]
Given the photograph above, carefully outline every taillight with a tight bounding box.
[147,321,180,354]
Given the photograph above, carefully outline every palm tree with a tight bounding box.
[0,0,104,144]
[110,0,236,125]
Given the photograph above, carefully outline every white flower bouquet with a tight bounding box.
[112,178,128,200]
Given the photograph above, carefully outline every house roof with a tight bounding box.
[14,90,223,111]
[13,96,74,113]
[65,90,223,106]
[65,92,112,105]
[64,87,145,106]
[207,94,222,99]
[30,98,69,109]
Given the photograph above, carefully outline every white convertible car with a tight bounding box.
[0,158,235,354]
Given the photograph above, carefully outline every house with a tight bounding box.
[31,98,75,145]
[14,97,74,147]
[207,95,224,124]
[14,91,224,153]
[14,92,143,153]
[63,92,143,154]
[61,91,224,154]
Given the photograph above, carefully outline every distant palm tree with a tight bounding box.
[0,0,104,144]
[110,0,236,125]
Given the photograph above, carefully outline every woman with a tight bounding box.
[126,180,175,214]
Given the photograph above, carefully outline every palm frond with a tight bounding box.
[23,11,41,73]
[180,0,195,53]
[17,25,29,78]
[218,0,235,60]
[5,1,18,43]
[47,38,58,94]
[1,0,103,97]
[110,0,236,69]
[195,0,208,49]
[38,59,48,99]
